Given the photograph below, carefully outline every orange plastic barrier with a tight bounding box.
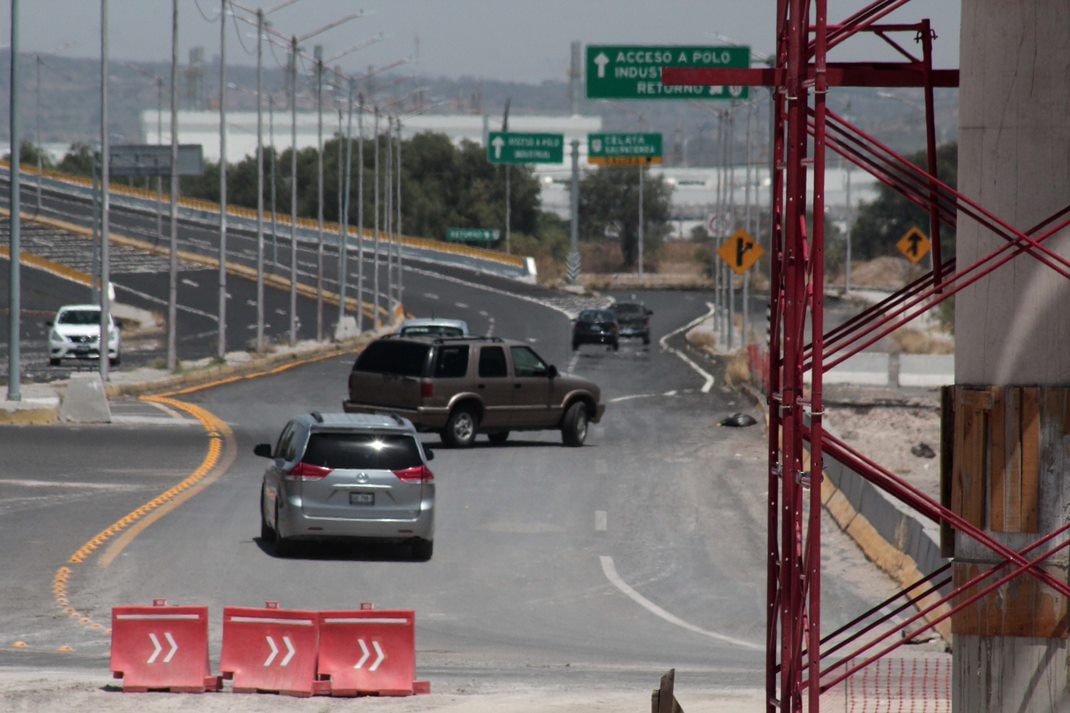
[317,602,429,696]
[110,599,221,693]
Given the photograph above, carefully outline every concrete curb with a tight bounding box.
[0,331,387,425]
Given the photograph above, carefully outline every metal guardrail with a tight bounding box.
[1,161,536,283]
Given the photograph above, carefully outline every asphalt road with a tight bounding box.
[0,275,905,709]
[0,187,908,709]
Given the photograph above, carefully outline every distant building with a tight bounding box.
[140,110,878,236]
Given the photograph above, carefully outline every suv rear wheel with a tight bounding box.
[561,402,589,447]
[411,538,434,561]
[443,406,479,448]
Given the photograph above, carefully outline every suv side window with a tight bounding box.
[510,346,548,377]
[478,346,508,378]
[275,422,298,461]
[354,340,431,377]
[433,345,469,378]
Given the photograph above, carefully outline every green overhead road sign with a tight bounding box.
[447,227,500,242]
[585,45,750,100]
[486,132,565,164]
[588,133,663,165]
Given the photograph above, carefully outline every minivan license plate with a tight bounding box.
[349,492,374,506]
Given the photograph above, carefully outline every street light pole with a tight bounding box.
[99,0,111,383]
[254,8,264,351]
[315,47,324,342]
[372,106,380,329]
[288,34,298,345]
[395,116,404,308]
[217,0,228,359]
[356,93,365,333]
[167,0,179,371]
[7,0,20,401]
[339,78,354,325]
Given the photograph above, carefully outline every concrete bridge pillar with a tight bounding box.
[954,1,1070,710]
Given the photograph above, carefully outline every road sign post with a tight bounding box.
[486,132,564,164]
[586,45,749,100]
[587,132,663,165]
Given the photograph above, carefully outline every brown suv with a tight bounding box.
[343,335,605,447]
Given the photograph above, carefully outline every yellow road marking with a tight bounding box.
[50,348,353,633]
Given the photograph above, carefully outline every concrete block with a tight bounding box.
[60,373,112,423]
[334,316,359,341]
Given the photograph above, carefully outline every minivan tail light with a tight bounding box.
[420,382,433,398]
[286,461,332,481]
[393,465,434,482]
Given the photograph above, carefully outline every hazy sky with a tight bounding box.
[2,1,961,84]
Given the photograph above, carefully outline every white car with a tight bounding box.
[397,318,470,338]
[47,304,121,367]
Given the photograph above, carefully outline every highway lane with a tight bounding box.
[0,282,900,702]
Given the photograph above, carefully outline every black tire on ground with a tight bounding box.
[49,358,60,366]
[272,503,292,556]
[442,407,479,448]
[411,538,434,561]
[487,431,509,444]
[561,402,589,447]
[110,356,120,367]
[259,489,273,541]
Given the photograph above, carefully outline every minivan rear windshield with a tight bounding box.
[304,433,423,470]
[354,341,430,376]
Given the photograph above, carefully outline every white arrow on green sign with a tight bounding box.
[588,132,663,165]
[586,45,750,100]
[486,132,565,164]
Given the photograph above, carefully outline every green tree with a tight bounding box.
[578,165,673,268]
[56,142,95,176]
[851,141,957,260]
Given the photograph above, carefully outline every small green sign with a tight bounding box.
[487,132,565,164]
[586,45,750,100]
[447,227,500,242]
[588,133,663,165]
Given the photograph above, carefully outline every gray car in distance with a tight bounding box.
[255,411,436,560]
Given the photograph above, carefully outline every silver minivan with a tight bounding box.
[255,412,435,560]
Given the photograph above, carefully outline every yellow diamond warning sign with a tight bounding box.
[717,229,764,275]
[896,226,931,265]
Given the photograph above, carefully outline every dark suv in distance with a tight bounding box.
[343,335,605,448]
[254,411,435,560]
[571,309,620,351]
[610,301,653,345]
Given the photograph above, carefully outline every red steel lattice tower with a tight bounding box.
[669,0,1070,710]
